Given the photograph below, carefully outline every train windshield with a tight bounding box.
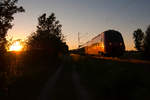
[106,32,123,42]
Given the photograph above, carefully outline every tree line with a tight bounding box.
[1,0,150,59]
[0,0,68,57]
[0,0,68,93]
[133,25,150,58]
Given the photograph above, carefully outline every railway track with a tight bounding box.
[93,55,150,64]
[70,53,150,64]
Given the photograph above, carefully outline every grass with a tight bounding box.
[0,51,150,100]
[74,55,150,100]
[120,51,147,60]
[0,51,61,100]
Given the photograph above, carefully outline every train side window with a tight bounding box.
[95,43,97,46]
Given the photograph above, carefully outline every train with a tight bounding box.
[73,30,125,56]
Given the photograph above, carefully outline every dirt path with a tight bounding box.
[39,56,92,100]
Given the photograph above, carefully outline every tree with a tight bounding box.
[133,29,144,51]
[0,0,24,89]
[144,25,150,56]
[0,0,25,53]
[27,13,67,56]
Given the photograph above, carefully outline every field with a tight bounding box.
[0,51,150,100]
[72,54,150,100]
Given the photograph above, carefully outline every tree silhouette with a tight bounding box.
[27,13,67,56]
[133,29,144,51]
[144,25,150,57]
[0,0,25,53]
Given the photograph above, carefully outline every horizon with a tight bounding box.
[7,0,150,50]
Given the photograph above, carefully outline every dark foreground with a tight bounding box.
[0,52,150,100]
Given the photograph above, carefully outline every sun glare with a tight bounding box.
[9,41,23,52]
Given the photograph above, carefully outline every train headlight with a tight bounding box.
[109,42,112,46]
[120,43,122,46]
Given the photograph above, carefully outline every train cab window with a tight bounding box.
[106,32,123,42]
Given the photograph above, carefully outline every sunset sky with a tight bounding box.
[7,0,150,50]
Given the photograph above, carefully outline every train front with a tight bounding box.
[104,30,125,56]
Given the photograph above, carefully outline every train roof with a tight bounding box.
[79,30,122,48]
[104,30,122,35]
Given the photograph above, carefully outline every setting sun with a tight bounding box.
[9,41,23,52]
